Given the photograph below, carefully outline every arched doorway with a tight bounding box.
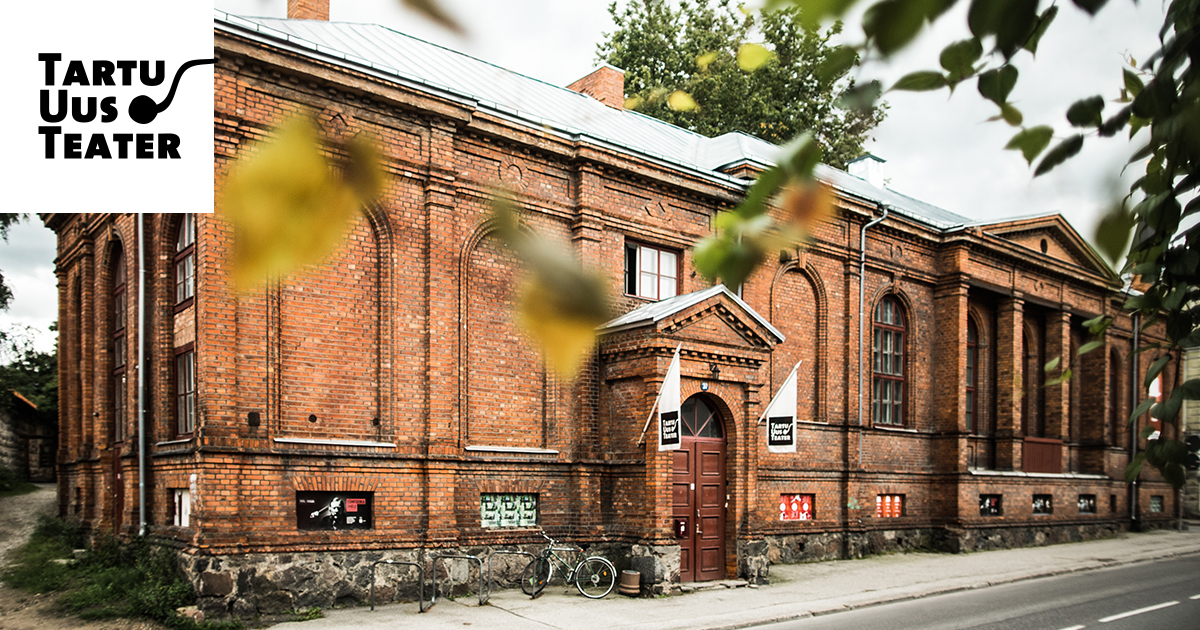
[671,393,727,582]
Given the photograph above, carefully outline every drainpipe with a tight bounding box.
[857,204,889,467]
[1129,312,1140,529]
[137,215,147,536]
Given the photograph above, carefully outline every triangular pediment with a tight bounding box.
[978,214,1116,279]
[601,285,783,351]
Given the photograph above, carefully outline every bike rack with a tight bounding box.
[486,549,536,600]
[430,553,487,606]
[369,559,430,613]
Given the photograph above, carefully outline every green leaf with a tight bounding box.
[939,38,984,81]
[1004,126,1053,165]
[1034,134,1084,177]
[1129,398,1154,425]
[1066,95,1105,127]
[1150,391,1181,422]
[1044,356,1061,372]
[1123,68,1144,98]
[1144,355,1170,390]
[1124,452,1145,483]
[863,0,931,56]
[1161,463,1185,490]
[1093,200,1135,264]
[967,0,1039,59]
[836,80,884,112]
[1128,114,1150,138]
[1023,5,1057,55]
[1071,0,1109,16]
[1098,105,1132,137]
[892,71,948,92]
[1178,379,1200,400]
[1000,103,1023,126]
[977,66,1018,106]
[1082,315,1111,335]
[819,45,858,83]
[1078,340,1105,355]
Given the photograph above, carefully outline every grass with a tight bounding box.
[2,515,242,630]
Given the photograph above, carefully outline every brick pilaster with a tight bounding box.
[995,296,1024,470]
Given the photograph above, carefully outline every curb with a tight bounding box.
[691,547,1200,630]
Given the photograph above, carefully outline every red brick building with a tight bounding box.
[46,3,1178,616]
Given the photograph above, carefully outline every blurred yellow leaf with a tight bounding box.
[696,51,719,71]
[397,0,463,34]
[489,197,611,379]
[624,96,644,110]
[738,43,773,72]
[779,179,835,232]
[221,115,383,290]
[668,90,698,111]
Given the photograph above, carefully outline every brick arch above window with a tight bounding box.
[769,260,828,423]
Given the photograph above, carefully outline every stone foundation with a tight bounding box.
[182,542,661,618]
[936,521,1125,553]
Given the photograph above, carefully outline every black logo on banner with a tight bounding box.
[36,54,214,159]
[661,410,681,447]
[768,416,794,447]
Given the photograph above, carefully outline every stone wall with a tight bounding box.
[0,411,21,477]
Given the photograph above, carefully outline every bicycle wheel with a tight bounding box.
[521,556,552,596]
[574,557,616,599]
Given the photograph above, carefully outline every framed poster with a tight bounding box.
[296,491,373,530]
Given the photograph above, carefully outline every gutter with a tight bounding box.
[1130,312,1140,528]
[857,204,889,467]
[137,215,147,536]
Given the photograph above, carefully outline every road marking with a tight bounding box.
[1056,625,1086,630]
[1190,594,1200,600]
[1098,601,1180,623]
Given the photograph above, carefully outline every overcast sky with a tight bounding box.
[1,0,1167,354]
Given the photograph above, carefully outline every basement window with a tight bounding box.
[1077,495,1096,514]
[979,494,1002,517]
[625,242,678,301]
[1032,494,1053,515]
[480,493,538,528]
[779,494,815,521]
[1150,495,1164,513]
[875,494,904,518]
[172,488,190,527]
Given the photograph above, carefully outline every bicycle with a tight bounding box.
[520,531,616,599]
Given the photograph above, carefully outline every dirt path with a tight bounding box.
[0,484,161,630]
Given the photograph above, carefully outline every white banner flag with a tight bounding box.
[762,362,801,453]
[658,345,682,451]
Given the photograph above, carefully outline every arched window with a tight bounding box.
[966,318,978,434]
[872,296,906,426]
[174,214,195,307]
[681,395,723,438]
[1109,349,1121,447]
[111,250,126,443]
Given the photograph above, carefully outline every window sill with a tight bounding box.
[173,298,194,315]
[466,445,559,455]
[873,425,917,434]
[274,437,397,449]
[157,438,193,447]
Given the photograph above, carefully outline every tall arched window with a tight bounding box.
[111,249,126,443]
[966,318,978,434]
[873,296,906,426]
[1109,349,1121,447]
[174,214,195,307]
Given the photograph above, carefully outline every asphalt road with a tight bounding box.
[755,554,1200,630]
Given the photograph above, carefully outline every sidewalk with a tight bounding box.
[272,526,1200,630]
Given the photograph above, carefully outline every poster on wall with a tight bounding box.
[481,493,539,528]
[296,491,373,530]
[779,494,815,521]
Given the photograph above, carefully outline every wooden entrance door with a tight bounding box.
[671,395,726,582]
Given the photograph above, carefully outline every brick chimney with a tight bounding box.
[567,65,625,110]
[288,0,329,20]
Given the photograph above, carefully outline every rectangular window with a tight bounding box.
[979,494,1002,517]
[175,350,195,435]
[1078,494,1097,514]
[480,493,538,528]
[173,488,190,527]
[779,494,815,521]
[625,242,678,301]
[1150,495,1164,513]
[112,373,125,443]
[1110,494,1117,513]
[875,494,904,518]
[1032,494,1053,515]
